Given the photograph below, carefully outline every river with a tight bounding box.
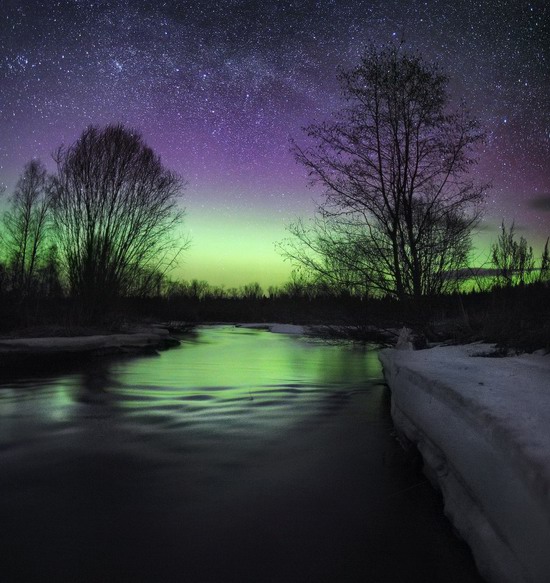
[0,325,483,582]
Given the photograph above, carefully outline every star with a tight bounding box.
[0,0,548,287]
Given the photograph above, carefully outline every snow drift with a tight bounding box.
[379,344,550,583]
[0,327,177,358]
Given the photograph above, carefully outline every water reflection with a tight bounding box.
[0,326,483,583]
[0,327,382,459]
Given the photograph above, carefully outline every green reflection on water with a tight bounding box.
[113,326,380,397]
[0,326,383,448]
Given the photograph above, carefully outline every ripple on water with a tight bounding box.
[0,326,382,455]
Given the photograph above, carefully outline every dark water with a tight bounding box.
[0,326,483,583]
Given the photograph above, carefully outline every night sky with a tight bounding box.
[1,0,548,287]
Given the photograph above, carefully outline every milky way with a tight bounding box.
[1,0,548,286]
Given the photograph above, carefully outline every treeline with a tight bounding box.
[119,274,550,353]
[122,280,367,327]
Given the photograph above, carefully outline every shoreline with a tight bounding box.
[0,326,181,364]
[0,323,314,367]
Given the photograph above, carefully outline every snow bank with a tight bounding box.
[0,327,177,357]
[236,323,308,335]
[379,344,550,583]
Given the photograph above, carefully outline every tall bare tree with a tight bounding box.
[283,45,487,300]
[50,124,187,312]
[1,159,50,296]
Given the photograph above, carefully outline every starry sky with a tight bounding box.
[1,0,549,288]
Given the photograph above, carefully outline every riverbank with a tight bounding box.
[0,323,304,359]
[0,326,180,364]
[236,322,310,334]
[379,343,550,583]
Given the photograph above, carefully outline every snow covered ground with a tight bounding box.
[236,323,309,335]
[379,343,550,583]
[0,327,175,356]
[0,323,307,359]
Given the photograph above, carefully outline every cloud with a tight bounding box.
[455,267,499,279]
[528,195,550,212]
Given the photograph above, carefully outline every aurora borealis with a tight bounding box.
[1,0,548,287]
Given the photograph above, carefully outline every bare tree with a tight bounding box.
[491,221,535,286]
[284,215,373,296]
[35,243,63,298]
[283,45,487,300]
[50,124,187,312]
[1,160,50,296]
[239,282,264,300]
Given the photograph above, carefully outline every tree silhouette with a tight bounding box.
[1,159,50,297]
[540,239,550,282]
[240,282,263,300]
[491,221,538,286]
[50,124,186,315]
[284,45,487,300]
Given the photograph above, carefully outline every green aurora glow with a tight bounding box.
[180,205,293,289]
[176,206,550,290]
